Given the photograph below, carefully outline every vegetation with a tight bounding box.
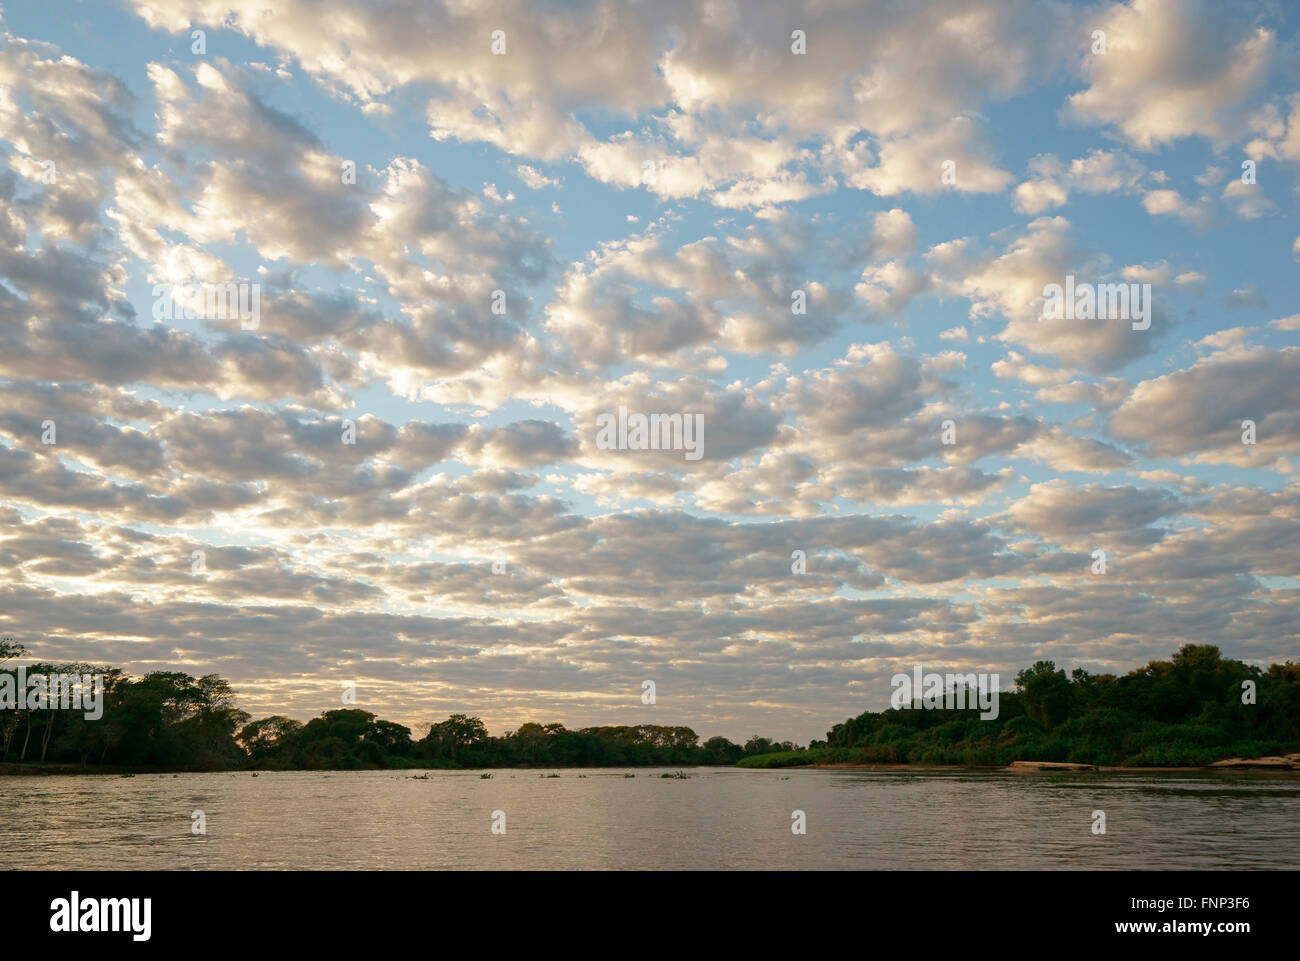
[3,643,1295,773]
[1,637,249,770]
[0,644,793,772]
[739,645,1300,769]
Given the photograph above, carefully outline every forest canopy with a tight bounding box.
[2,643,1295,771]
[741,645,1299,768]
[0,640,795,770]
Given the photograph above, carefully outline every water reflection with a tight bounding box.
[2,768,1296,870]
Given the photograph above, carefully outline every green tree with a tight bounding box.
[238,715,304,765]
[1015,661,1073,728]
[422,714,488,763]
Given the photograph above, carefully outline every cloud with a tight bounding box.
[514,164,559,190]
[1012,149,1145,214]
[1141,187,1214,229]
[844,116,1013,196]
[544,216,891,365]
[1067,0,1275,149]
[1222,178,1275,219]
[1223,285,1266,309]
[1109,347,1300,465]
[1003,480,1182,549]
[0,5,1294,740]
[127,0,1074,211]
[928,217,1166,373]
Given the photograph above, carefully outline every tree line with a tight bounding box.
[741,645,1300,768]
[0,639,797,771]
[5,641,1296,772]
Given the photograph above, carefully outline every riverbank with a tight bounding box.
[0,761,738,777]
[0,762,185,777]
[6,756,1300,776]
[768,754,1300,772]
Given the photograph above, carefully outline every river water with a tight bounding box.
[3,767,1297,869]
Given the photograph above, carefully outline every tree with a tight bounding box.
[1015,661,1073,728]
[365,719,414,757]
[700,736,742,764]
[104,672,249,769]
[422,714,488,763]
[511,722,547,763]
[239,715,304,765]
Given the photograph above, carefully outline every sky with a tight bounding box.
[0,0,1296,745]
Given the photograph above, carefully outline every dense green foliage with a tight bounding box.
[233,712,793,770]
[4,643,1295,772]
[1,661,251,770]
[739,645,1300,768]
[0,644,794,771]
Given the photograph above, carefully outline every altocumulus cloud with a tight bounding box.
[0,0,1295,742]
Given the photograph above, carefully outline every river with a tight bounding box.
[4,767,1297,869]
